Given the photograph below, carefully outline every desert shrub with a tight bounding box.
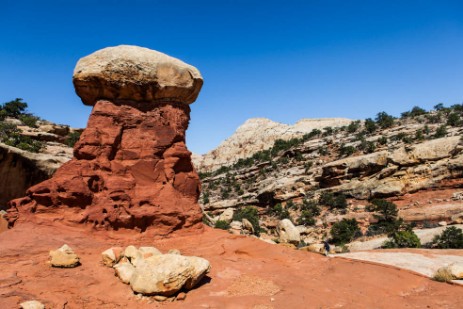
[409,106,427,117]
[18,113,40,128]
[383,229,421,248]
[415,129,425,141]
[214,220,230,230]
[434,125,447,138]
[367,199,402,236]
[318,146,328,156]
[364,118,377,133]
[233,206,260,236]
[300,199,321,216]
[297,199,320,227]
[330,218,361,245]
[66,131,82,147]
[202,191,210,204]
[298,210,316,226]
[375,112,395,129]
[447,112,462,127]
[347,120,361,133]
[377,136,387,145]
[339,144,355,157]
[320,192,347,210]
[433,267,454,283]
[304,161,313,173]
[434,103,445,111]
[426,113,442,124]
[323,126,333,136]
[270,203,290,220]
[0,98,28,118]
[432,226,463,249]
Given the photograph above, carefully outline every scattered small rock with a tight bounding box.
[176,292,187,301]
[101,247,123,267]
[20,300,45,309]
[452,192,463,201]
[49,244,80,268]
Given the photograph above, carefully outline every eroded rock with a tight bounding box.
[20,300,45,309]
[277,219,300,244]
[6,45,204,235]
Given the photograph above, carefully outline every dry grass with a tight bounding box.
[433,266,454,283]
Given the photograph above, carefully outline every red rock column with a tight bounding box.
[7,45,204,235]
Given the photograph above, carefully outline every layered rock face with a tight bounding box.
[7,45,204,234]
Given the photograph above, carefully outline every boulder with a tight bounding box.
[218,208,234,224]
[242,218,254,233]
[448,262,463,279]
[277,219,301,244]
[139,246,162,258]
[101,247,123,267]
[20,300,45,309]
[114,258,135,284]
[129,254,210,296]
[6,46,204,235]
[49,244,80,268]
[73,45,203,106]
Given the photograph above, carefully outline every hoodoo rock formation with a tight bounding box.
[6,45,204,235]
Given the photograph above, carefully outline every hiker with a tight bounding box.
[323,240,330,256]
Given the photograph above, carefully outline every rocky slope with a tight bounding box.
[0,118,76,209]
[196,107,463,244]
[193,117,352,171]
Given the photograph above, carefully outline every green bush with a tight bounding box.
[19,113,40,128]
[347,120,361,133]
[1,98,28,118]
[434,125,447,138]
[270,203,290,220]
[298,210,316,226]
[214,220,230,230]
[66,131,82,147]
[432,226,463,249]
[330,218,361,245]
[375,112,395,129]
[320,192,347,209]
[447,112,462,127]
[367,199,402,236]
[377,136,387,145]
[383,230,421,248]
[364,118,377,133]
[233,206,260,236]
[339,144,356,157]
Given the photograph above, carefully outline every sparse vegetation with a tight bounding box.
[233,206,260,236]
[214,220,230,230]
[319,192,347,210]
[383,229,421,248]
[433,267,454,283]
[330,218,361,245]
[66,131,82,147]
[432,226,463,249]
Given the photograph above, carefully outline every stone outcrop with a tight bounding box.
[6,45,204,235]
[0,143,72,209]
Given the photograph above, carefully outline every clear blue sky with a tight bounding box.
[1,0,462,154]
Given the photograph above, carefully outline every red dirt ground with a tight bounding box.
[1,220,463,309]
